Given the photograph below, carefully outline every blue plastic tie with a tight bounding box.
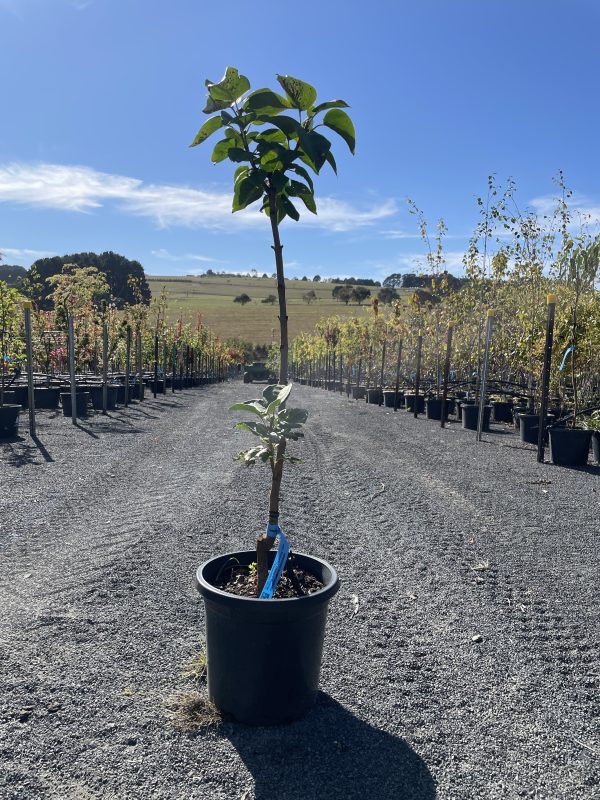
[259,523,290,599]
[559,345,575,371]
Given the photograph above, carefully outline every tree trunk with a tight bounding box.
[256,188,289,595]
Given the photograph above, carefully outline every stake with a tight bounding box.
[136,329,143,402]
[172,345,176,393]
[414,332,423,419]
[379,339,386,406]
[477,310,495,442]
[102,302,108,414]
[537,295,557,463]
[68,313,77,425]
[154,334,159,398]
[23,301,36,437]
[394,339,403,411]
[124,325,131,406]
[440,321,455,429]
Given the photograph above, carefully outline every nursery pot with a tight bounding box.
[33,387,61,410]
[383,390,403,408]
[89,385,118,411]
[0,404,20,437]
[351,386,366,400]
[513,405,528,430]
[548,427,592,467]
[519,413,555,445]
[456,399,475,422]
[462,403,491,431]
[195,550,339,726]
[591,431,600,464]
[425,397,450,421]
[404,394,425,413]
[366,387,383,404]
[491,401,513,423]
[60,391,90,417]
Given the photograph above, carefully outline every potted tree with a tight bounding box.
[0,280,24,437]
[191,67,354,724]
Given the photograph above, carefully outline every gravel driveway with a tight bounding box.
[1,383,598,799]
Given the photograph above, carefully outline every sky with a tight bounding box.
[1,0,600,281]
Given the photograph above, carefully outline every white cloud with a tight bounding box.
[1,246,57,263]
[530,192,600,229]
[369,250,467,281]
[0,161,396,234]
[150,248,226,264]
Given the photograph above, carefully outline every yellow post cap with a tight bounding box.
[418,330,423,338]
[547,293,557,304]
[487,309,496,318]
[22,301,33,310]
[448,320,457,328]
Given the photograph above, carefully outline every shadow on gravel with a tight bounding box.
[226,694,436,800]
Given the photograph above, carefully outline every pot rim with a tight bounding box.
[196,549,340,607]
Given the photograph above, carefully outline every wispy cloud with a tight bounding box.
[0,162,396,233]
[369,250,467,281]
[1,246,57,263]
[150,248,226,264]
[529,192,600,229]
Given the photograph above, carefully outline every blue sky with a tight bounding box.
[1,0,599,281]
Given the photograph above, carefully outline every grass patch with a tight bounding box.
[166,692,223,731]
[181,650,208,683]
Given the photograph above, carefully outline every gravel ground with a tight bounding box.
[1,382,598,800]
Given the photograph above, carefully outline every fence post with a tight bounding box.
[394,339,403,411]
[68,313,77,425]
[537,294,557,463]
[440,321,455,429]
[23,301,36,437]
[477,310,495,442]
[414,332,423,419]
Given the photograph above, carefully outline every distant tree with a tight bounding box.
[378,287,399,304]
[234,293,252,305]
[0,264,27,288]
[382,273,404,288]
[262,273,269,279]
[313,274,321,282]
[351,286,371,305]
[301,275,308,281]
[402,272,429,288]
[332,285,353,305]
[261,294,276,304]
[206,268,215,276]
[411,288,441,307]
[302,290,317,304]
[23,251,150,309]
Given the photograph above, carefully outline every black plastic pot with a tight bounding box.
[404,394,425,413]
[383,390,403,408]
[462,403,491,431]
[351,386,366,400]
[591,431,600,464]
[456,399,475,422]
[518,413,555,445]
[425,397,450,421]
[513,406,528,430]
[33,387,61,409]
[60,391,90,417]
[195,550,339,726]
[89,385,118,411]
[491,401,513,423]
[0,404,20,437]
[548,427,592,467]
[366,388,383,404]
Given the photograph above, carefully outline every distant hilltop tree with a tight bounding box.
[378,287,399,304]
[332,285,353,305]
[0,264,28,288]
[234,293,252,305]
[261,294,276,304]
[23,251,150,309]
[331,276,380,287]
[302,290,317,304]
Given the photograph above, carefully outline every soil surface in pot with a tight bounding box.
[215,560,323,598]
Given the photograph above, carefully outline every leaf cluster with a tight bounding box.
[230,383,308,467]
[190,67,355,223]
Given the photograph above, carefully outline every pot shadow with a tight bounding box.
[225,693,436,800]
[1,434,53,466]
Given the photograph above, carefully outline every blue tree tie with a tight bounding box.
[259,523,290,599]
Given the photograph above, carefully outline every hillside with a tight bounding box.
[146,275,402,344]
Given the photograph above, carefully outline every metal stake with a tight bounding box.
[440,321,455,429]
[477,310,495,442]
[537,294,557,463]
[23,301,36,437]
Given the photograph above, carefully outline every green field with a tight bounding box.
[147,275,393,344]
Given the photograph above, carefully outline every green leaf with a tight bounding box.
[206,67,250,103]
[245,89,289,114]
[258,128,289,145]
[233,174,264,212]
[325,150,338,175]
[289,164,315,193]
[312,99,350,114]
[323,109,356,154]
[287,180,317,214]
[297,130,331,173]
[256,114,302,139]
[235,421,271,438]
[277,382,293,405]
[276,74,317,111]
[211,137,237,163]
[230,401,266,416]
[190,116,223,147]
[202,95,232,114]
[281,407,309,426]
[227,147,254,163]
[262,384,286,404]
[281,195,300,222]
